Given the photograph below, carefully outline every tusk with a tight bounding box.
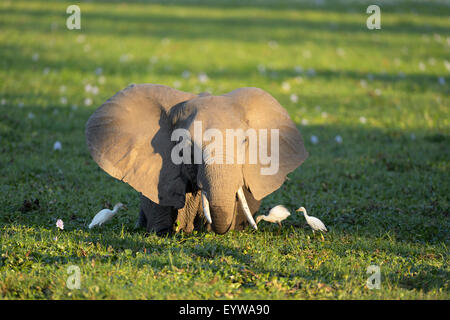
[201,191,212,224]
[237,187,258,230]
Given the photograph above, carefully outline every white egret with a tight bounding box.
[256,205,291,232]
[88,203,124,229]
[296,207,327,239]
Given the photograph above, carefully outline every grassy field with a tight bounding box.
[0,0,449,299]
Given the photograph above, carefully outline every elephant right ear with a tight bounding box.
[85,84,196,208]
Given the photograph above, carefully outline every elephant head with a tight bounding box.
[85,84,308,234]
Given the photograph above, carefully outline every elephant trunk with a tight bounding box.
[201,187,257,233]
[199,162,257,233]
[209,203,235,234]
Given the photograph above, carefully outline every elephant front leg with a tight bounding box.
[140,194,177,235]
[174,190,207,233]
[135,208,147,229]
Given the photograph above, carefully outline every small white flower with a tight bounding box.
[28,112,35,119]
[281,82,291,92]
[335,135,343,144]
[56,219,64,230]
[53,141,62,151]
[294,76,303,83]
[149,56,158,64]
[444,60,450,72]
[257,64,266,74]
[307,68,316,76]
[181,70,191,78]
[290,94,298,103]
[374,88,382,96]
[119,54,130,63]
[321,112,328,118]
[418,62,426,71]
[76,35,86,43]
[301,119,309,126]
[310,135,319,144]
[84,98,93,106]
[60,97,67,105]
[43,67,50,75]
[85,84,93,93]
[59,85,67,93]
[360,79,367,88]
[32,53,39,62]
[359,116,367,124]
[173,80,181,88]
[438,77,445,85]
[98,76,106,84]
[433,33,441,42]
[91,86,99,95]
[198,73,209,83]
[293,65,303,73]
[268,40,278,48]
[1,99,6,105]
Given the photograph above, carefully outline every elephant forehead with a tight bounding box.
[184,96,245,127]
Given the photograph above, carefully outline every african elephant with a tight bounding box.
[85,84,308,235]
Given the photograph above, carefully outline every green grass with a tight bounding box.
[0,0,449,299]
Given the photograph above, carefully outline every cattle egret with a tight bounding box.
[256,205,291,232]
[296,207,327,239]
[88,203,124,229]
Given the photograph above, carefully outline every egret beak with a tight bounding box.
[237,187,258,230]
[255,215,264,225]
[201,191,212,224]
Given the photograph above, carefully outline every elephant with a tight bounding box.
[85,84,308,235]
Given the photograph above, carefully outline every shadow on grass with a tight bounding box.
[20,0,450,17]
[1,2,449,49]
[1,46,448,97]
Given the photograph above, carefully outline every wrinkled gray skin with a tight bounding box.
[85,84,308,235]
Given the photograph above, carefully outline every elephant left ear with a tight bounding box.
[225,87,308,200]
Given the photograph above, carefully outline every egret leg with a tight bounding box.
[320,232,324,241]
[277,221,282,235]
